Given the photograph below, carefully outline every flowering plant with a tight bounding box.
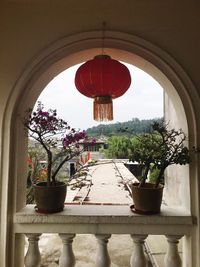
[23,102,89,186]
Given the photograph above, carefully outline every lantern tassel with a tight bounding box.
[93,96,113,121]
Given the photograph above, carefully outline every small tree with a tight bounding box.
[129,121,191,188]
[23,102,92,186]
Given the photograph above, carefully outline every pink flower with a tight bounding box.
[23,101,97,184]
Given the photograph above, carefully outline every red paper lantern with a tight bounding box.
[75,55,131,121]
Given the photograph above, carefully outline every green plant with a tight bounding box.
[105,135,133,159]
[129,121,191,188]
[149,166,164,184]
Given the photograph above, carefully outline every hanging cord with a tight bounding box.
[101,21,106,55]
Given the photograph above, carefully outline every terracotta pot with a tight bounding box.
[33,181,67,213]
[131,182,163,214]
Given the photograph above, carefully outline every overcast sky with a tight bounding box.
[37,62,163,130]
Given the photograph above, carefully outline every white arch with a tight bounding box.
[1,31,200,266]
[5,31,199,139]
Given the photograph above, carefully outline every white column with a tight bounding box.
[130,234,148,267]
[59,234,76,267]
[164,235,182,267]
[24,233,41,267]
[95,234,111,267]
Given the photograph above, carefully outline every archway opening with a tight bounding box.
[27,62,164,206]
[17,48,190,212]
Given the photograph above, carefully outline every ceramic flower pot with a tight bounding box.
[131,182,163,214]
[34,181,67,213]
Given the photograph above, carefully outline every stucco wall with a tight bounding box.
[164,92,190,210]
[1,1,200,103]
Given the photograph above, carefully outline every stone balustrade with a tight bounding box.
[14,204,194,267]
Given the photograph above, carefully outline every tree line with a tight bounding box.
[86,117,163,137]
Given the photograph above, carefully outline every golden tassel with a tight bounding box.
[93,96,113,121]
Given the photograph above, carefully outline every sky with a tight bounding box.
[37,62,164,130]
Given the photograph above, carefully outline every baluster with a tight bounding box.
[59,234,76,267]
[24,233,41,267]
[164,235,182,267]
[130,234,148,267]
[95,234,111,267]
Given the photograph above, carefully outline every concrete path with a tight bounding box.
[83,161,132,204]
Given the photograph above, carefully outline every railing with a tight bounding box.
[14,204,194,267]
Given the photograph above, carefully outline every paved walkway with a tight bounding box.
[83,161,132,204]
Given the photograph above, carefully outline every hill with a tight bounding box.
[86,117,163,137]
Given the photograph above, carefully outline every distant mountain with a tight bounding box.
[86,117,163,137]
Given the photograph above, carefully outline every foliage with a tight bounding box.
[86,117,163,137]
[129,121,191,188]
[23,102,93,186]
[105,135,136,159]
[149,166,164,184]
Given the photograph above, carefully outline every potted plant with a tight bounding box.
[129,121,191,214]
[23,102,90,213]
